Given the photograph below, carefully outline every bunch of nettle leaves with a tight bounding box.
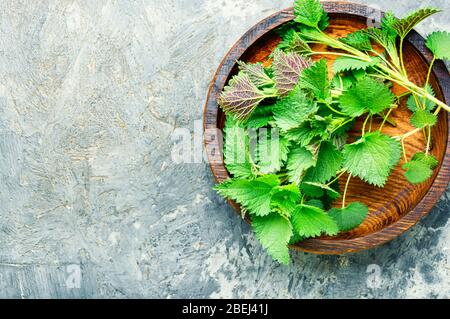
[214,0,450,264]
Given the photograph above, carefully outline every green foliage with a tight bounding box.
[328,202,369,231]
[426,31,450,61]
[284,123,318,146]
[340,30,373,51]
[333,56,379,74]
[214,175,280,216]
[410,109,437,128]
[214,0,446,264]
[286,147,316,185]
[272,86,318,131]
[392,8,441,39]
[270,184,301,217]
[256,133,290,174]
[293,0,329,30]
[237,61,274,87]
[223,117,256,179]
[403,152,439,184]
[339,77,395,116]
[298,59,330,101]
[302,182,340,198]
[343,132,401,187]
[412,152,438,169]
[381,11,399,39]
[252,213,293,264]
[291,205,339,237]
[244,104,274,129]
[406,85,436,112]
[403,160,432,184]
[303,141,342,183]
[365,27,401,68]
[277,29,312,55]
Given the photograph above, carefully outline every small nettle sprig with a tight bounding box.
[214,0,450,264]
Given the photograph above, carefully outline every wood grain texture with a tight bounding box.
[204,2,450,254]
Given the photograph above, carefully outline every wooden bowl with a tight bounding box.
[204,2,450,254]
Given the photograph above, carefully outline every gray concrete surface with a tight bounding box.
[0,0,449,299]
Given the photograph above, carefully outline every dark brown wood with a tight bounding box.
[204,2,450,254]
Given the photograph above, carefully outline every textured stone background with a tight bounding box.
[0,0,449,299]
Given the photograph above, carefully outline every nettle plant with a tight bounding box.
[214,0,450,264]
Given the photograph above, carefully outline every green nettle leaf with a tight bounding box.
[403,151,439,184]
[340,30,373,51]
[412,152,438,169]
[291,205,339,237]
[244,104,274,129]
[387,137,402,168]
[333,57,380,74]
[286,147,316,185]
[284,122,318,146]
[320,180,341,210]
[219,73,274,120]
[277,29,312,54]
[305,199,324,209]
[214,175,280,216]
[352,69,367,82]
[270,184,301,217]
[331,74,354,91]
[365,28,401,68]
[392,8,441,39]
[406,84,436,112]
[294,0,329,30]
[252,213,293,264]
[224,117,255,179]
[410,109,437,128]
[300,181,324,198]
[339,77,394,117]
[426,31,450,61]
[298,59,330,101]
[343,132,401,187]
[289,232,305,245]
[303,141,342,183]
[332,132,349,151]
[309,115,336,140]
[328,202,369,231]
[403,160,433,184]
[272,86,318,131]
[272,50,311,96]
[256,132,290,174]
[303,182,340,198]
[381,11,399,39]
[237,61,274,88]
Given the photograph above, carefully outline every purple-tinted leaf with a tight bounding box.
[219,74,268,120]
[237,61,274,87]
[273,50,311,96]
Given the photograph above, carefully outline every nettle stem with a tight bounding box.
[362,114,371,135]
[376,64,450,113]
[307,51,362,59]
[426,126,432,155]
[308,31,449,114]
[379,108,394,131]
[425,56,436,89]
[342,174,352,208]
[399,37,408,78]
[327,169,346,186]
